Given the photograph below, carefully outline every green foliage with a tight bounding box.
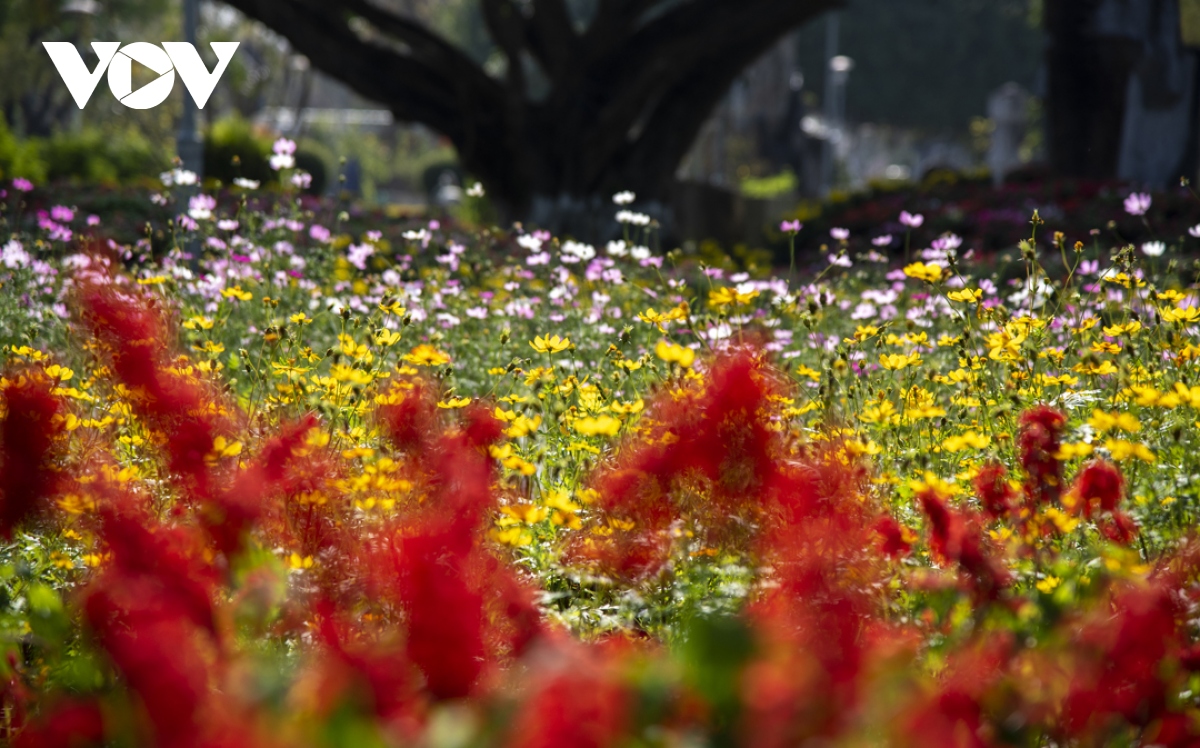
[295,139,334,196]
[41,125,164,185]
[0,113,46,183]
[204,116,276,188]
[740,169,798,200]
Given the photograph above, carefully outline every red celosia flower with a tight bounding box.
[79,282,238,501]
[315,604,418,725]
[0,373,64,537]
[570,347,788,578]
[919,489,1009,599]
[874,515,912,558]
[1063,585,1179,735]
[504,641,630,748]
[1018,405,1067,508]
[1099,510,1138,545]
[389,528,486,700]
[1071,460,1124,519]
[972,463,1014,520]
[13,698,104,748]
[210,415,317,555]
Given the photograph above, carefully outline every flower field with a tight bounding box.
[4,164,1200,747]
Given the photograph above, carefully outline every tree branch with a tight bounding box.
[219,0,505,146]
[582,0,841,176]
[479,0,528,97]
[526,0,576,83]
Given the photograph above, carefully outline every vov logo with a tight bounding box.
[43,41,239,110]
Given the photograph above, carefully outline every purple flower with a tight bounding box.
[87,215,100,227]
[12,178,33,192]
[1188,224,1200,238]
[272,137,297,156]
[188,194,216,220]
[290,171,312,189]
[872,234,893,247]
[50,205,75,223]
[347,243,375,270]
[899,211,924,228]
[309,225,331,242]
[780,220,802,233]
[831,227,849,241]
[1123,192,1151,216]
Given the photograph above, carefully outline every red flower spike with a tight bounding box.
[13,698,104,748]
[504,642,630,748]
[1071,459,1124,519]
[0,373,65,537]
[972,463,1014,521]
[919,489,1009,599]
[874,515,912,558]
[1018,405,1067,508]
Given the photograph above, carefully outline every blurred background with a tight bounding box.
[2,0,1198,245]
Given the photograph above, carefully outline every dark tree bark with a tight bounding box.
[1043,0,1139,179]
[218,0,840,224]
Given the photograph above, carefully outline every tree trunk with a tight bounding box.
[1044,0,1139,179]
[218,0,841,232]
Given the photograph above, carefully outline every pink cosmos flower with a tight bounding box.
[1123,192,1151,216]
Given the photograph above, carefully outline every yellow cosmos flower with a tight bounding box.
[183,316,214,330]
[379,299,407,316]
[404,344,451,366]
[1073,360,1119,376]
[375,329,402,347]
[879,352,922,370]
[573,415,622,437]
[795,364,821,381]
[530,335,572,354]
[504,414,542,439]
[1102,321,1141,336]
[1036,576,1062,593]
[211,435,242,459]
[288,553,314,570]
[1087,410,1140,433]
[637,303,688,331]
[1162,306,1200,324]
[609,399,644,415]
[903,262,943,283]
[858,399,897,425]
[1055,442,1094,460]
[947,288,983,303]
[220,286,253,301]
[708,286,759,307]
[942,431,991,452]
[437,397,471,409]
[655,339,696,368]
[1103,438,1155,463]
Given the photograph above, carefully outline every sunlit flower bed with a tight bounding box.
[3,163,1200,747]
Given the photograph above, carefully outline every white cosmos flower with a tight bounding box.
[1141,241,1166,257]
[613,190,636,205]
[517,234,544,252]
